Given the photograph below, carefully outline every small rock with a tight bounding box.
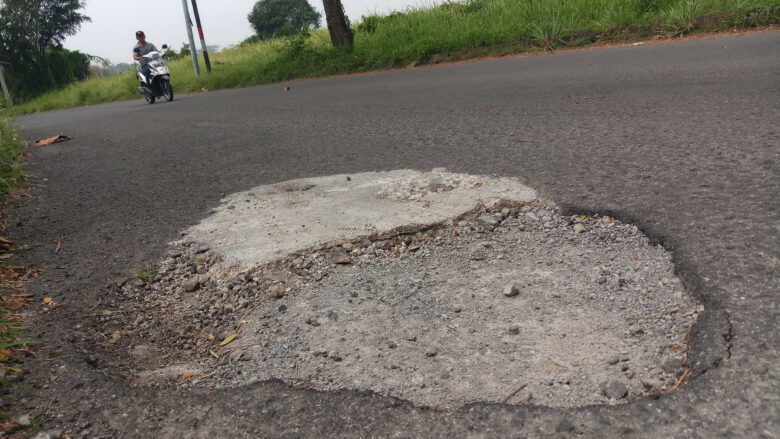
[184,279,200,292]
[124,278,144,289]
[607,356,620,365]
[573,223,586,234]
[269,284,286,299]
[477,213,500,227]
[508,325,520,335]
[662,356,684,374]
[342,242,355,252]
[600,380,628,399]
[641,378,661,390]
[17,414,31,426]
[504,283,522,297]
[196,242,210,254]
[102,321,124,334]
[425,349,437,357]
[388,341,397,349]
[334,253,351,265]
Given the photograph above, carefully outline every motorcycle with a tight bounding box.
[136,44,174,104]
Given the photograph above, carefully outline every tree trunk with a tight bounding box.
[322,0,353,51]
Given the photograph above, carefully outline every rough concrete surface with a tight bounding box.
[104,174,699,410]
[212,200,699,409]
[6,32,779,438]
[178,169,536,272]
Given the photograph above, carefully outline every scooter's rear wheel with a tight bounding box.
[163,79,174,102]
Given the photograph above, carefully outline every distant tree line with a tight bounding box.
[0,0,91,103]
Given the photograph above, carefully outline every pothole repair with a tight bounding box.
[97,169,701,409]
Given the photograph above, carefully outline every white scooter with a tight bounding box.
[137,44,174,104]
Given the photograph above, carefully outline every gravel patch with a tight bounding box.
[101,202,700,409]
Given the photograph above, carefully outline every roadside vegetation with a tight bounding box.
[9,0,780,115]
[0,115,39,434]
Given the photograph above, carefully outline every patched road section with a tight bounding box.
[114,170,699,409]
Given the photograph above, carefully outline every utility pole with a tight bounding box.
[190,0,212,73]
[181,0,200,76]
[0,65,12,108]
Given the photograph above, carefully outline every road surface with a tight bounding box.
[11,31,780,437]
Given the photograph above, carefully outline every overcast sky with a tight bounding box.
[64,0,442,64]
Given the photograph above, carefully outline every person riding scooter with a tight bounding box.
[133,31,161,88]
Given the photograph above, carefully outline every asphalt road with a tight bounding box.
[10,32,779,438]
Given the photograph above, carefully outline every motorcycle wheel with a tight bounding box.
[145,93,155,104]
[163,80,174,102]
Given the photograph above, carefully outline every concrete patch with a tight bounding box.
[177,169,537,273]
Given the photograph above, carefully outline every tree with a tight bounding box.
[0,0,91,100]
[322,0,352,50]
[0,0,90,61]
[248,0,321,40]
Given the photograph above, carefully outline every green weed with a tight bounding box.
[134,263,157,280]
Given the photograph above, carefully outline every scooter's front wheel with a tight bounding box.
[162,79,174,102]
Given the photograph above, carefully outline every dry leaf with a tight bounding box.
[220,333,238,346]
[181,371,194,380]
[108,339,117,345]
[43,297,52,304]
[35,135,72,146]
[0,349,11,362]
[579,215,587,220]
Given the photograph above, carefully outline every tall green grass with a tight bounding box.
[9,0,779,115]
[0,115,25,201]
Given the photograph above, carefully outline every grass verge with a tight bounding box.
[0,115,40,435]
[8,0,780,115]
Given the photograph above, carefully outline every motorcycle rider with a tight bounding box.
[133,31,159,88]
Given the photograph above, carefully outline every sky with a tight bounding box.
[64,0,443,64]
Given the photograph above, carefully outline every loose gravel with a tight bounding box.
[96,202,700,409]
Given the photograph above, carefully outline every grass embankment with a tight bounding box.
[10,0,780,115]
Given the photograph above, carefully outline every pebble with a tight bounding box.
[425,349,437,357]
[196,242,210,254]
[600,380,628,399]
[662,356,684,374]
[504,283,522,297]
[184,279,200,292]
[508,325,520,335]
[333,253,351,265]
[477,213,500,227]
[125,278,144,289]
[573,224,586,234]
